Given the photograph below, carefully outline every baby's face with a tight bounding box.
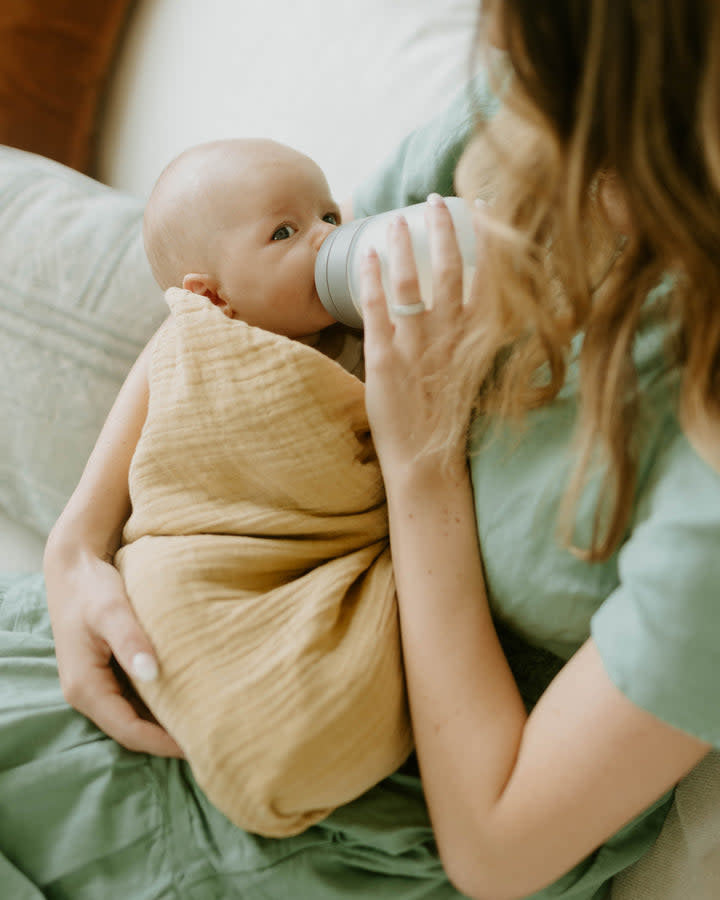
[209,151,341,337]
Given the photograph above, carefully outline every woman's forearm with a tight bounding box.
[385,463,527,886]
[386,459,709,900]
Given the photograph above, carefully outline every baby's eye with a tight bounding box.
[323,212,339,225]
[272,224,297,241]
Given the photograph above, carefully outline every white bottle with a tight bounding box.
[315,197,477,329]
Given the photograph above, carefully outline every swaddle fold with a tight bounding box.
[115,288,411,837]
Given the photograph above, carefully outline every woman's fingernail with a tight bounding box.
[427,193,444,206]
[132,652,158,682]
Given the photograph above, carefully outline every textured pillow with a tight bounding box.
[0,146,166,536]
[0,0,135,173]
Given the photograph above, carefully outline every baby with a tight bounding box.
[144,137,339,337]
[143,136,363,374]
[113,138,410,838]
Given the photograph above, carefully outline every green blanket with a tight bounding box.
[0,573,665,899]
[0,573,459,899]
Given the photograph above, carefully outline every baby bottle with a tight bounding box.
[315,197,477,329]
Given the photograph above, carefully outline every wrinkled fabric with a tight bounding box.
[0,573,669,900]
[115,289,410,837]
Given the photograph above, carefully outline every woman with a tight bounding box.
[33,1,720,898]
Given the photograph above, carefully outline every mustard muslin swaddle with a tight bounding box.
[114,288,411,837]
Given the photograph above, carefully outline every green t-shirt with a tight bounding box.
[353,76,720,899]
[354,74,496,219]
[470,301,720,748]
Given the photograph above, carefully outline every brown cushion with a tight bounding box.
[0,0,134,174]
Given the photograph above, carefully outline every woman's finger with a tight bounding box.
[426,193,464,314]
[57,631,183,756]
[87,585,160,686]
[385,216,427,337]
[360,246,394,358]
[83,665,184,757]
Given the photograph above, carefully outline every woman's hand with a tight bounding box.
[44,538,184,757]
[42,326,181,758]
[360,193,481,477]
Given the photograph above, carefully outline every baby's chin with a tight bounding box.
[305,298,340,333]
[237,304,337,339]
[271,320,336,341]
[288,319,337,342]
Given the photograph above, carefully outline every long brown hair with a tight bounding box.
[450,0,720,560]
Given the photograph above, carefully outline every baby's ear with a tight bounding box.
[182,273,234,317]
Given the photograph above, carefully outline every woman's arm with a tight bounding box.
[360,201,710,900]
[44,325,182,757]
[384,465,708,900]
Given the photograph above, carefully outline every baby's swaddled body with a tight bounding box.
[115,289,411,837]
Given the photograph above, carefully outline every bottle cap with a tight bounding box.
[314,217,367,329]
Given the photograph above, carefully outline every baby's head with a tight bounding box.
[143,138,341,337]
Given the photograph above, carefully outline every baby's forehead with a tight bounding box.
[251,152,311,183]
[172,141,304,190]
[161,141,332,226]
[240,154,331,207]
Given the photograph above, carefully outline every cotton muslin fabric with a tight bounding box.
[115,289,412,837]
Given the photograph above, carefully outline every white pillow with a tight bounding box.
[0,147,166,537]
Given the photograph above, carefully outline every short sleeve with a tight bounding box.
[592,427,720,747]
[352,70,499,218]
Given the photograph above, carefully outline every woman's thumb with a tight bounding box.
[98,596,159,683]
[129,650,159,683]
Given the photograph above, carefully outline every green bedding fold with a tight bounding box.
[0,572,657,899]
[0,573,459,900]
[0,853,45,900]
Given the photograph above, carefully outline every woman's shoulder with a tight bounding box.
[352,71,499,217]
